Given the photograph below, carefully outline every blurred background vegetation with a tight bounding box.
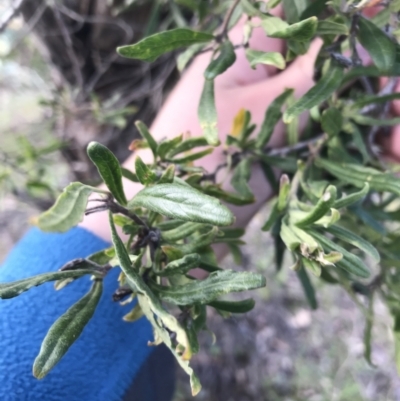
[1,1,400,399]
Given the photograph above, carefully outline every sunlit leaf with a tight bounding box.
[35,183,105,232]
[129,184,234,226]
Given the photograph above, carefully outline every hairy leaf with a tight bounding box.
[33,280,103,379]
[153,270,266,305]
[326,225,380,262]
[357,16,395,74]
[208,298,255,313]
[129,184,234,226]
[204,40,236,80]
[87,142,127,205]
[245,49,286,69]
[117,28,214,62]
[0,269,101,299]
[284,63,343,123]
[316,159,400,196]
[256,89,293,148]
[35,183,103,232]
[135,121,158,159]
[198,80,219,146]
[269,17,317,41]
[135,156,157,185]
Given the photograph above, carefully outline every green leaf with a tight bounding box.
[166,148,214,164]
[202,184,256,206]
[326,225,380,262]
[123,303,144,322]
[208,298,255,313]
[109,214,200,394]
[284,63,343,124]
[177,43,207,72]
[351,115,400,127]
[198,80,219,146]
[167,137,209,157]
[0,269,101,299]
[268,17,317,41]
[351,93,400,109]
[161,222,205,242]
[245,49,286,69]
[297,267,318,309]
[295,185,337,227]
[87,141,127,205]
[282,0,308,23]
[135,156,157,185]
[256,89,293,148]
[230,158,254,201]
[334,183,369,209]
[204,40,236,80]
[157,254,200,276]
[33,280,103,379]
[157,135,183,160]
[357,16,395,74]
[35,183,103,232]
[117,28,214,62]
[129,183,234,226]
[321,107,342,136]
[302,257,321,277]
[159,165,176,184]
[307,229,370,278]
[315,159,400,196]
[153,270,266,305]
[121,167,139,183]
[317,20,348,35]
[135,121,158,159]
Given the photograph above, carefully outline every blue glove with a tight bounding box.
[0,227,174,401]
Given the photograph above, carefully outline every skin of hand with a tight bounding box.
[80,6,323,245]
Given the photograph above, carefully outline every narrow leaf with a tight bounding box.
[153,270,266,305]
[334,183,369,209]
[33,280,103,379]
[87,142,127,205]
[117,28,214,62]
[321,107,342,136]
[256,89,293,148]
[204,40,236,80]
[316,159,400,196]
[135,156,157,185]
[283,63,343,124]
[135,121,158,159]
[307,229,370,278]
[157,254,200,276]
[297,267,318,310]
[295,185,337,227]
[208,298,255,313]
[357,16,395,74]
[198,80,219,146]
[269,17,317,41]
[245,49,286,69]
[326,225,380,262]
[0,270,101,299]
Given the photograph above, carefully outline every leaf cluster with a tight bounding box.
[2,0,400,395]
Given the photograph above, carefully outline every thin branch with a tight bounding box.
[267,134,326,157]
[52,4,84,92]
[0,0,27,33]
[220,0,241,39]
